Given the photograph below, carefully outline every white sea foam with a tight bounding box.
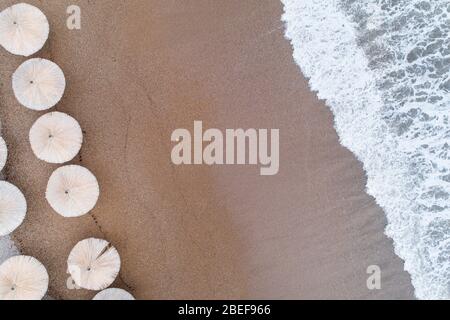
[281,0,450,299]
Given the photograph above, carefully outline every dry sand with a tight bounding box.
[0,0,415,299]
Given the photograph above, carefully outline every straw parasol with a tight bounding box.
[0,181,27,237]
[12,58,66,111]
[0,255,49,300]
[93,288,135,300]
[0,3,49,56]
[0,137,7,172]
[46,165,99,217]
[67,238,121,291]
[29,112,83,164]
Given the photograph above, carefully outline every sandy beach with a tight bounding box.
[0,0,415,299]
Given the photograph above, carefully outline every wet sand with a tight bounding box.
[0,0,415,299]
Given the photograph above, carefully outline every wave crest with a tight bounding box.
[282,0,450,299]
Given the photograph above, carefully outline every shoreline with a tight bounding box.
[0,0,415,299]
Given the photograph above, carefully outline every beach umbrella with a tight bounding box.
[0,181,27,237]
[0,255,48,300]
[0,3,49,56]
[67,238,121,291]
[46,165,99,217]
[12,58,66,111]
[93,288,135,300]
[29,112,83,164]
[0,137,7,172]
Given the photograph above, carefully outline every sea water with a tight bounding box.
[282,0,450,299]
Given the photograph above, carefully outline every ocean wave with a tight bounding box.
[281,0,450,299]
